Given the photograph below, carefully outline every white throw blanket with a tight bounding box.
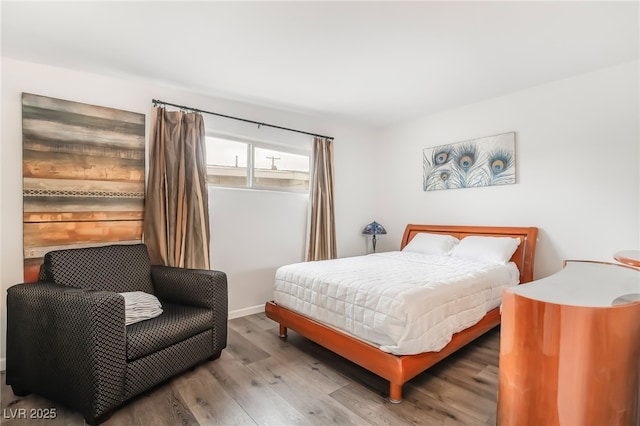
[119,291,163,326]
[274,251,519,355]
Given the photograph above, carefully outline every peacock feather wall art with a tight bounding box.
[423,131,516,191]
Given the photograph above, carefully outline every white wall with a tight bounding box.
[209,187,309,316]
[0,57,379,367]
[375,61,640,279]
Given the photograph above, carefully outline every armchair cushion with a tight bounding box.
[43,244,154,294]
[125,304,213,361]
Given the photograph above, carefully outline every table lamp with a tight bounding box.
[362,221,387,253]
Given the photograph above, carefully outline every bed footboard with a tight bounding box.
[265,300,502,403]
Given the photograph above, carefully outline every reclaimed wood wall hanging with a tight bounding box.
[22,93,145,281]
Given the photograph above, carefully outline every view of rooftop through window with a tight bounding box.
[205,136,310,191]
[206,137,247,168]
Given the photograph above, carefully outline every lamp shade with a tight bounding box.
[362,221,387,235]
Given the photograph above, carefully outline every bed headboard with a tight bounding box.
[400,224,539,283]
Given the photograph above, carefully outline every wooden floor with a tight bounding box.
[1,313,501,426]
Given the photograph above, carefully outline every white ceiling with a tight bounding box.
[2,1,638,127]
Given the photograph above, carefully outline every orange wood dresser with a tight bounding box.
[498,260,640,426]
[615,250,640,268]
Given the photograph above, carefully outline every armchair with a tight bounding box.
[6,244,227,425]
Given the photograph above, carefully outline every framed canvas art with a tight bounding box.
[423,132,516,191]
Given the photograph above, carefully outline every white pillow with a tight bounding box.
[450,236,521,264]
[402,233,460,255]
[119,291,163,326]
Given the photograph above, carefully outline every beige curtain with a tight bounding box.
[307,137,337,261]
[144,107,210,269]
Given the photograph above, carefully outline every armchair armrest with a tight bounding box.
[151,266,228,355]
[151,265,228,313]
[6,282,126,422]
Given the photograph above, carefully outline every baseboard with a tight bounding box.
[228,304,265,320]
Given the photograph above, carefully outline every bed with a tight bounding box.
[265,224,538,402]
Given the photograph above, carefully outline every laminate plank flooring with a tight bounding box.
[1,313,501,426]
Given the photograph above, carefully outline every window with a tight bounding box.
[206,136,310,191]
[206,137,248,188]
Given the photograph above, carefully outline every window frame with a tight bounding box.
[205,132,311,193]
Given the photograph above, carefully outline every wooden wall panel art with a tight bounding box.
[22,93,145,281]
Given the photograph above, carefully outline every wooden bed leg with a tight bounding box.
[389,383,402,404]
[279,324,288,338]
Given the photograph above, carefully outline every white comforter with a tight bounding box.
[273,251,519,355]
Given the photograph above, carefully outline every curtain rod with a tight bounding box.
[152,99,333,140]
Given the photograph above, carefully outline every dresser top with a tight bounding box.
[507,261,640,307]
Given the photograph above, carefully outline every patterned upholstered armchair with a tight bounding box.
[6,244,227,425]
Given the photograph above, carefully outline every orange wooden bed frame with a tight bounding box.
[265,224,538,402]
